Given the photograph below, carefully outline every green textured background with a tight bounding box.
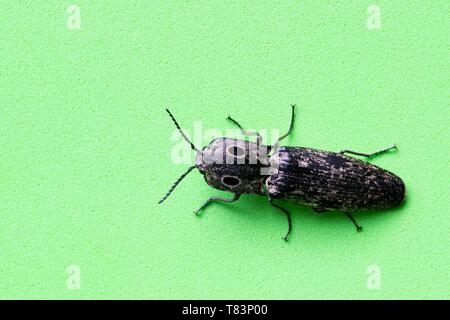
[0,1,448,299]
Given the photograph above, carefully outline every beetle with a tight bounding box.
[159,105,405,241]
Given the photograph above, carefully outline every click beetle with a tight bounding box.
[159,105,405,241]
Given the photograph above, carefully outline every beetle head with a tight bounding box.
[159,109,271,204]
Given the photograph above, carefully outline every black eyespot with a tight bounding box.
[227,145,245,158]
[221,176,241,187]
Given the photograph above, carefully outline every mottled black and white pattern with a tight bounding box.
[266,147,405,211]
[161,107,406,240]
[196,138,271,194]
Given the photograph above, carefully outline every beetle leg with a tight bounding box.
[343,212,363,232]
[340,145,397,158]
[226,115,263,145]
[277,104,296,142]
[194,193,241,216]
[268,198,292,241]
[271,104,296,150]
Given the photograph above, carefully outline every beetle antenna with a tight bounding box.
[158,165,197,204]
[166,109,200,152]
